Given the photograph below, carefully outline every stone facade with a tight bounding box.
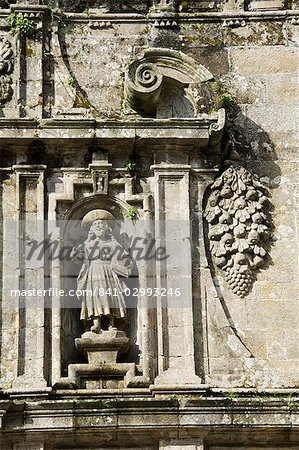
[0,0,298,448]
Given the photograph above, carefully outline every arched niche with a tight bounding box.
[59,195,140,376]
[124,48,215,118]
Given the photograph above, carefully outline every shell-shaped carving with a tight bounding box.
[204,165,272,297]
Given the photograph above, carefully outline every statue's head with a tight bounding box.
[81,209,115,240]
[90,219,111,240]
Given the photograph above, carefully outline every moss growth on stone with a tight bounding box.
[124,206,139,222]
[67,76,76,87]
[25,45,34,57]
[8,12,37,37]
[222,93,234,108]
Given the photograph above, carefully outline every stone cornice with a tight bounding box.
[60,10,299,25]
[0,392,298,433]
[0,8,298,22]
[0,117,221,146]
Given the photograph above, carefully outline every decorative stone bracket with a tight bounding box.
[124,48,214,117]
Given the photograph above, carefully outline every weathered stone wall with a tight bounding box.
[0,0,298,448]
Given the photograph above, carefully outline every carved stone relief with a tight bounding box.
[0,37,13,104]
[124,48,214,117]
[204,165,272,297]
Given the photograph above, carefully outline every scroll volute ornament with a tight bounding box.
[125,61,163,116]
[124,48,214,117]
[204,165,272,297]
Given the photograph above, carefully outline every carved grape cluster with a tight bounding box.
[204,165,271,297]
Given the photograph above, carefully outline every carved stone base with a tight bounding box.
[11,375,48,392]
[51,329,149,390]
[54,329,150,390]
[54,330,137,389]
[68,362,136,389]
[75,330,129,365]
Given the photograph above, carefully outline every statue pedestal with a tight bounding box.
[75,330,129,365]
[54,330,150,390]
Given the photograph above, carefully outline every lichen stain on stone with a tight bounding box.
[225,21,284,46]
[180,22,224,47]
[25,43,34,57]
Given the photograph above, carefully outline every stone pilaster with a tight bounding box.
[152,150,201,386]
[10,165,48,391]
[12,4,46,118]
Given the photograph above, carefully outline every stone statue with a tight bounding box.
[71,209,133,333]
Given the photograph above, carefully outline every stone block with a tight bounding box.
[230,47,299,74]
[211,448,299,450]
[244,299,287,330]
[285,328,299,359]
[246,105,299,133]
[249,0,285,8]
[225,21,285,47]
[266,328,287,360]
[288,21,299,47]
[186,47,229,77]
[221,74,267,104]
[180,23,224,48]
[243,330,267,359]
[160,441,205,450]
[265,73,299,105]
[75,330,129,364]
[255,282,299,301]
[168,326,194,357]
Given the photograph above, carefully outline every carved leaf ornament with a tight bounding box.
[0,37,13,104]
[204,165,272,297]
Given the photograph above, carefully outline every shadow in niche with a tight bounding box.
[156,78,195,119]
[111,224,140,364]
[200,103,281,360]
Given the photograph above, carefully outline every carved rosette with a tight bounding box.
[0,37,13,104]
[204,165,272,297]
